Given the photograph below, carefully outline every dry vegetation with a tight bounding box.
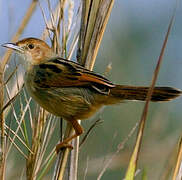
[0,0,181,180]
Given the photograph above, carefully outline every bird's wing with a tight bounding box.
[33,57,115,94]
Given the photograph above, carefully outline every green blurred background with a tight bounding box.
[0,0,182,179]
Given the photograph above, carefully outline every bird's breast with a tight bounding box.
[24,71,103,120]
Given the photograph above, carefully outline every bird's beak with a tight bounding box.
[1,43,24,53]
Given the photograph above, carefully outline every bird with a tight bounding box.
[2,37,182,151]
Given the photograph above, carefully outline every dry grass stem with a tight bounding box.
[78,0,114,69]
[0,2,38,177]
[79,118,103,147]
[66,1,115,179]
[54,123,73,180]
[56,1,115,179]
[0,1,180,179]
[26,108,47,179]
[4,124,33,154]
[4,131,28,159]
[125,9,176,179]
[172,135,182,180]
[97,122,138,180]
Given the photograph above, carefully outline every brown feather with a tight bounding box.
[107,85,182,104]
[33,57,115,91]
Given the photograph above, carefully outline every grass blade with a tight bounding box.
[125,7,176,180]
[172,135,182,180]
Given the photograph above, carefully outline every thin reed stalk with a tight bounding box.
[0,1,38,179]
[172,135,182,180]
[55,1,115,180]
[125,7,176,180]
[1,1,179,179]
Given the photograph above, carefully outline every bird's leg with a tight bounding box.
[56,120,84,153]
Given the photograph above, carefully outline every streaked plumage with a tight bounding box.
[2,37,181,151]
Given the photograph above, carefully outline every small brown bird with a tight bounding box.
[2,37,182,150]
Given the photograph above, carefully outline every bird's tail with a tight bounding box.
[106,85,181,104]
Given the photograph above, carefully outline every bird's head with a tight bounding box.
[2,37,55,67]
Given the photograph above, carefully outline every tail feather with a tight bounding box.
[109,85,182,102]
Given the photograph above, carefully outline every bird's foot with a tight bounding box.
[56,142,73,153]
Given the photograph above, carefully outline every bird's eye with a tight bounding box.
[28,44,34,49]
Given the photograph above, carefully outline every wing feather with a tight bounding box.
[33,57,115,94]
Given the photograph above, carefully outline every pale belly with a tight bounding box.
[25,81,103,121]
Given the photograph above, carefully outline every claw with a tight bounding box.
[56,142,73,153]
